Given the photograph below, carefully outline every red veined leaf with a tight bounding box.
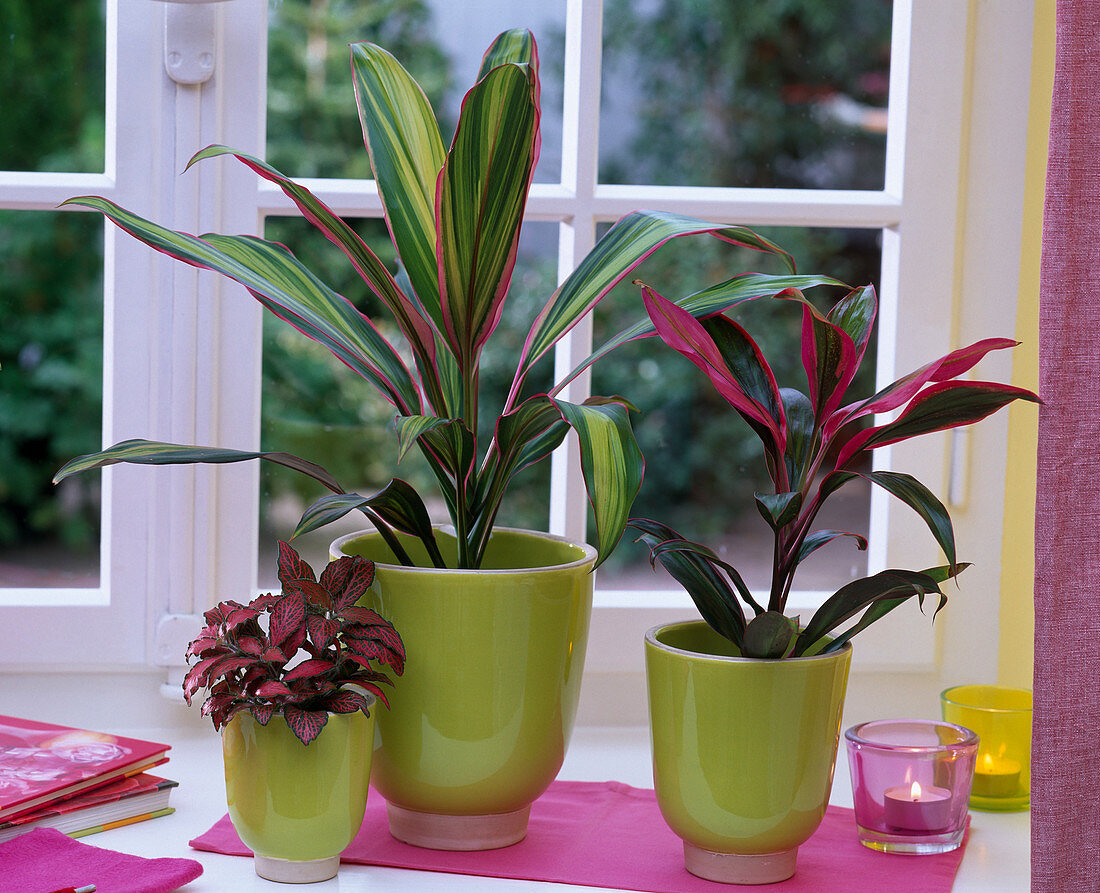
[203,656,254,684]
[185,636,220,660]
[203,601,242,627]
[340,605,388,625]
[308,616,341,650]
[328,690,370,714]
[240,665,268,693]
[250,703,275,726]
[322,556,375,611]
[284,707,329,745]
[269,591,307,647]
[237,636,265,656]
[261,646,287,665]
[286,578,333,611]
[281,625,308,660]
[282,658,336,683]
[345,636,405,675]
[318,556,354,601]
[225,606,260,632]
[277,540,315,587]
[251,592,281,612]
[254,679,294,698]
[350,681,390,709]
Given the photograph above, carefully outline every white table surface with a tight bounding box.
[82,726,1029,892]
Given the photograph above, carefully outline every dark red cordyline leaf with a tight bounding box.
[284,707,329,745]
[250,703,275,725]
[308,616,340,650]
[269,591,307,647]
[282,658,335,683]
[277,540,316,587]
[254,679,294,698]
[328,690,370,714]
[237,636,265,656]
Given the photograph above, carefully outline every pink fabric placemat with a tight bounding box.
[0,827,203,893]
[190,780,968,891]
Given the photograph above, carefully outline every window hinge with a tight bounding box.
[150,0,236,86]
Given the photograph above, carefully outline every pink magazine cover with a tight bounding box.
[0,716,170,820]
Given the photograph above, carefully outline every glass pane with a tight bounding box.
[257,216,558,585]
[590,227,881,594]
[599,0,891,189]
[0,211,103,587]
[266,0,565,183]
[0,0,106,173]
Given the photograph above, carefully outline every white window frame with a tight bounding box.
[3,0,1037,718]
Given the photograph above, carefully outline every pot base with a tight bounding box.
[386,802,531,851]
[684,842,797,885]
[254,854,340,883]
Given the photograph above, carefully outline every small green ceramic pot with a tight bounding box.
[645,621,852,885]
[331,526,596,851]
[222,706,374,883]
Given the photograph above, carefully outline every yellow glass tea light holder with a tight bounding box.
[844,719,978,854]
[940,685,1031,812]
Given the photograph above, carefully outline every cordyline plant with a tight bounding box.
[183,541,405,745]
[627,282,1040,660]
[52,29,837,570]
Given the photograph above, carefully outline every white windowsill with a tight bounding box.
[82,724,1027,892]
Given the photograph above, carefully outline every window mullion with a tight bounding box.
[549,0,603,541]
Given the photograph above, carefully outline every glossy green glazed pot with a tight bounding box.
[331,527,596,850]
[645,621,852,885]
[222,707,374,883]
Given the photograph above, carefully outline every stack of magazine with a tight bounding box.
[0,715,175,842]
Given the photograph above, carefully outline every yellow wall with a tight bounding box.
[998,1,1054,688]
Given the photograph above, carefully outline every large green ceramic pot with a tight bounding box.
[645,620,852,885]
[222,706,374,883]
[331,526,596,851]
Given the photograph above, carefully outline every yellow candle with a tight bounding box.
[972,752,1021,798]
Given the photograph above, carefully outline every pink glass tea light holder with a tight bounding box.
[844,719,978,854]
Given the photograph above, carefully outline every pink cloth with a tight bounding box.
[190,780,967,891]
[1035,3,1100,891]
[0,827,202,893]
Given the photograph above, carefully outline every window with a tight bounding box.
[5,0,1038,722]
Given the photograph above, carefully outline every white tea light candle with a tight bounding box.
[883,781,952,832]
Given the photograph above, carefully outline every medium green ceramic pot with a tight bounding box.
[222,707,374,883]
[331,526,596,851]
[645,621,852,885]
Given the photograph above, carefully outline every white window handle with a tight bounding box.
[150,0,237,85]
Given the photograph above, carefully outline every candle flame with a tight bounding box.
[982,753,994,771]
[910,781,922,800]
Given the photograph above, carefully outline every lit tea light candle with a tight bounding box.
[883,780,952,832]
[972,752,1021,798]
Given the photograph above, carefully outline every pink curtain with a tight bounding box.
[1033,4,1100,891]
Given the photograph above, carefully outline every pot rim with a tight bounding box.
[644,619,852,664]
[330,525,598,576]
